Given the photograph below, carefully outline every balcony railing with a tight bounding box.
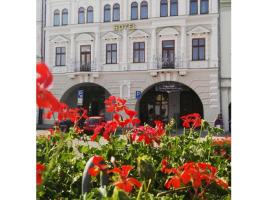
[155,57,182,69]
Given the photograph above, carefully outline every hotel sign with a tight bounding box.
[114,23,136,31]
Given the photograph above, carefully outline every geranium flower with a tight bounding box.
[108,165,142,193]
[88,156,107,177]
[180,113,202,128]
[90,121,118,141]
[36,163,45,185]
[105,96,127,112]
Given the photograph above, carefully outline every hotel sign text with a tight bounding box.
[114,23,136,31]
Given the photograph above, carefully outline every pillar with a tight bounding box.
[150,28,157,69]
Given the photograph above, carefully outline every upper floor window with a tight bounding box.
[80,45,91,71]
[170,0,178,16]
[190,0,198,15]
[106,44,117,64]
[192,38,205,61]
[87,6,94,23]
[140,1,148,19]
[53,9,60,26]
[131,2,138,20]
[133,42,145,63]
[62,9,68,25]
[78,7,85,24]
[104,4,111,22]
[113,4,120,21]
[55,47,66,66]
[200,0,209,14]
[160,0,168,17]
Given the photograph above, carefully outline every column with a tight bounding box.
[69,34,75,72]
[95,0,101,22]
[122,29,128,70]
[70,0,75,24]
[122,0,128,21]
[95,31,101,71]
[179,0,187,15]
[151,0,157,18]
[150,28,157,69]
[180,26,187,68]
[210,20,218,68]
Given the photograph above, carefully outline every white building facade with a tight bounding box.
[38,0,230,130]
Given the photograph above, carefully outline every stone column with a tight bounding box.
[95,31,101,71]
[95,0,101,22]
[122,29,128,70]
[69,34,75,72]
[210,20,218,68]
[180,26,187,68]
[151,0,157,18]
[150,28,157,69]
[122,0,128,21]
[71,0,75,24]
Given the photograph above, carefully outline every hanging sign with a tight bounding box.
[77,90,84,106]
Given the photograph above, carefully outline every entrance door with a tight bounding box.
[162,40,175,69]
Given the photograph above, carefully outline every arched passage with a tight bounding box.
[136,81,203,127]
[60,83,111,120]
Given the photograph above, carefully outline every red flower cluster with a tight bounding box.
[161,160,228,193]
[36,63,88,131]
[212,137,231,146]
[131,120,165,145]
[108,165,142,193]
[88,156,107,176]
[90,121,118,141]
[180,113,202,128]
[36,163,45,186]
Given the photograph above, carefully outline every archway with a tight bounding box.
[137,81,203,127]
[60,83,111,120]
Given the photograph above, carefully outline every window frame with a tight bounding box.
[192,38,205,61]
[78,7,85,24]
[131,2,138,20]
[80,45,91,71]
[53,9,60,26]
[106,43,117,64]
[62,9,68,26]
[55,47,66,66]
[104,4,111,22]
[170,0,178,16]
[133,42,145,63]
[200,0,209,14]
[140,1,148,19]
[87,6,94,23]
[113,3,120,21]
[160,0,168,17]
[190,0,198,15]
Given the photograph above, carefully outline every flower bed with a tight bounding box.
[36,63,231,199]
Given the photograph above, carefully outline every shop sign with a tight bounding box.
[77,90,84,106]
[114,23,136,31]
[155,83,183,92]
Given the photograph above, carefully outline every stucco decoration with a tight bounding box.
[129,29,150,39]
[102,31,122,41]
[187,26,210,36]
[50,35,69,43]
[158,27,179,37]
[75,33,94,42]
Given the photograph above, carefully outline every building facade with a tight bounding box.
[37,0,230,130]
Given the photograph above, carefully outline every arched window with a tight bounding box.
[140,1,148,19]
[200,0,209,14]
[113,4,120,21]
[190,0,198,15]
[131,2,138,20]
[170,0,178,16]
[78,7,85,24]
[104,4,111,22]
[87,6,94,23]
[62,9,68,25]
[53,9,60,26]
[160,0,168,17]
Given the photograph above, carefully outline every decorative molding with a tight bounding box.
[102,31,122,41]
[50,35,69,43]
[158,27,179,37]
[187,26,210,36]
[120,80,131,99]
[129,29,150,39]
[75,33,94,42]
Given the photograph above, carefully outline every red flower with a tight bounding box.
[88,156,107,177]
[105,96,127,113]
[180,113,202,129]
[108,165,142,193]
[36,163,45,186]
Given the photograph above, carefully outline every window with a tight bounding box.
[80,45,91,71]
[140,1,148,19]
[53,9,60,26]
[200,0,209,14]
[106,44,117,64]
[192,38,205,61]
[133,42,145,63]
[78,7,85,24]
[162,40,175,68]
[190,0,198,15]
[62,9,68,25]
[55,47,66,66]
[113,4,120,21]
[131,2,138,20]
[104,4,111,22]
[87,6,94,23]
[170,0,178,16]
[160,0,168,17]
